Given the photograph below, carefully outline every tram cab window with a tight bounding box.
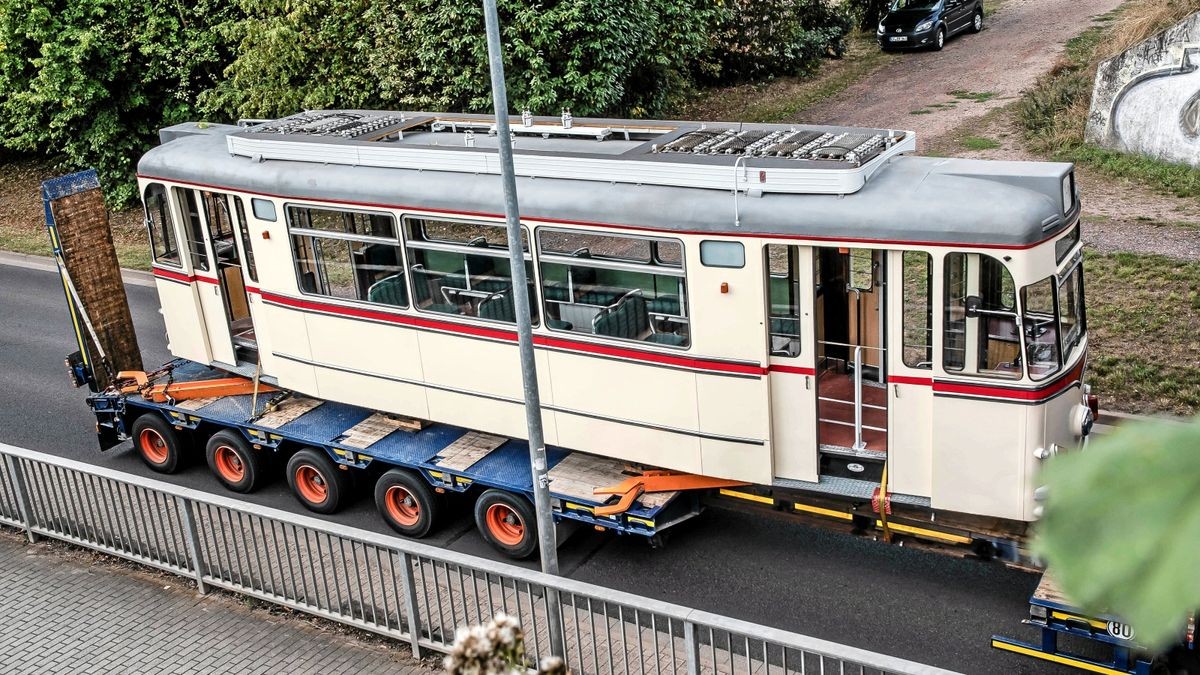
[144,183,180,267]
[902,251,932,369]
[201,191,237,262]
[943,252,1019,378]
[288,205,407,308]
[1020,276,1062,380]
[765,245,800,357]
[403,217,536,325]
[538,229,688,348]
[173,188,210,273]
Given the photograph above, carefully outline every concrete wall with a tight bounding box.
[1085,12,1200,167]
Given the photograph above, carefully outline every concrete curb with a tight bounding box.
[0,250,155,288]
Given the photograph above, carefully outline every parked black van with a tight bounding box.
[877,0,984,51]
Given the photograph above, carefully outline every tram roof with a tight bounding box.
[140,115,1078,248]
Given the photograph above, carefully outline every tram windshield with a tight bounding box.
[1019,256,1085,381]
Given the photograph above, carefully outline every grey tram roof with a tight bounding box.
[141,111,1078,247]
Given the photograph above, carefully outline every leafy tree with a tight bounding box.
[1036,416,1200,650]
[703,0,851,83]
[0,0,239,205]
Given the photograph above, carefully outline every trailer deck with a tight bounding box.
[89,359,698,539]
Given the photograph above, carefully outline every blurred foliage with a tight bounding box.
[0,0,240,206]
[1035,417,1200,650]
[0,0,849,206]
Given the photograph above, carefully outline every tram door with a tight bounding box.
[813,247,887,483]
[884,250,934,497]
[200,190,256,362]
[187,189,256,366]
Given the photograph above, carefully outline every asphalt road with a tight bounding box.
[0,258,1070,674]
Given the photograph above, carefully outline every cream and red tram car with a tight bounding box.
[134,110,1091,555]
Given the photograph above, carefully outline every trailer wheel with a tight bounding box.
[130,414,184,474]
[475,489,538,559]
[374,470,439,538]
[286,448,348,514]
[205,430,265,493]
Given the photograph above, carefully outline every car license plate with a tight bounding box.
[890,36,908,42]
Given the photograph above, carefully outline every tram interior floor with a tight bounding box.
[817,371,888,453]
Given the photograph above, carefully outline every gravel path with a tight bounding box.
[799,0,1124,149]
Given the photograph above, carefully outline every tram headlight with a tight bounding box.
[1071,404,1094,438]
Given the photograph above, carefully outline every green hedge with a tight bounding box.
[0,0,238,206]
[0,0,849,206]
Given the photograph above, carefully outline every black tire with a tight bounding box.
[933,26,946,50]
[970,9,983,33]
[205,429,266,493]
[474,489,538,559]
[286,448,349,514]
[130,414,185,474]
[375,469,440,538]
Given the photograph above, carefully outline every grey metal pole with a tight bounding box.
[480,0,565,658]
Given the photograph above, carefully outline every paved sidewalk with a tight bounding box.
[0,532,438,674]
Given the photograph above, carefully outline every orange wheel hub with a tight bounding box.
[384,486,421,527]
[295,464,328,504]
[138,428,168,464]
[485,503,525,546]
[213,446,245,483]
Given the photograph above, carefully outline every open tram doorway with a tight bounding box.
[814,247,887,480]
[200,191,258,364]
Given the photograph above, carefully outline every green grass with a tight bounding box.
[1085,250,1200,415]
[909,108,933,115]
[960,136,1001,150]
[949,90,997,103]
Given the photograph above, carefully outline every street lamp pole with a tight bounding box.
[480,0,565,659]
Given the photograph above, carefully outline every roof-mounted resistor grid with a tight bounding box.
[226,109,917,195]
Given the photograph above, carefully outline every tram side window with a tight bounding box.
[201,191,237,262]
[173,188,210,272]
[539,229,688,348]
[404,217,536,324]
[288,205,407,308]
[902,251,932,369]
[765,245,800,357]
[233,197,257,283]
[943,252,1019,378]
[1021,276,1062,380]
[144,184,180,267]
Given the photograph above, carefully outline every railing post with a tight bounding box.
[684,619,701,675]
[852,346,866,450]
[399,552,422,659]
[176,496,207,594]
[4,454,38,543]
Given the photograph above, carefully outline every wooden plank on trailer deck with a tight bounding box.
[548,453,677,509]
[1033,574,1070,605]
[254,397,322,429]
[338,413,422,449]
[435,432,507,472]
[175,396,220,411]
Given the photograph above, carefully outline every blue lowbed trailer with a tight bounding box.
[993,574,1196,674]
[87,359,700,554]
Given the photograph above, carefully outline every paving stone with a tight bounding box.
[0,533,436,674]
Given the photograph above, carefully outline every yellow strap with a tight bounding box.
[878,461,892,542]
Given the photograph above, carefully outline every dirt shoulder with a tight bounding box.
[799,0,1125,149]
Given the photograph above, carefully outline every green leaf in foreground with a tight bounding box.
[1035,416,1200,650]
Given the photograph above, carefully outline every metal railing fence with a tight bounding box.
[0,442,958,675]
